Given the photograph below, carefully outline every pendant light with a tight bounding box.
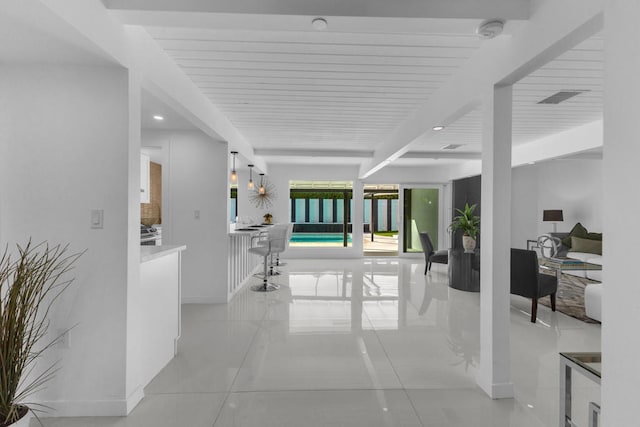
[258,173,265,195]
[247,164,255,190]
[230,151,238,183]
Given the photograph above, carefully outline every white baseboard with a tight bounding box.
[181,296,226,304]
[40,386,145,417]
[126,386,145,414]
[476,375,514,399]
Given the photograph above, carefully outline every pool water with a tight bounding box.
[290,233,352,243]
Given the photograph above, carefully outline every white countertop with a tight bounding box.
[140,244,187,263]
[229,224,271,236]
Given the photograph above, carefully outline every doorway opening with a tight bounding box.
[363,184,399,256]
[403,187,441,253]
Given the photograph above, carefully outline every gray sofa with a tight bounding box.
[551,230,602,322]
[550,231,602,281]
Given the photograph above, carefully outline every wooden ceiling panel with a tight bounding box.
[144,24,483,154]
[145,21,603,163]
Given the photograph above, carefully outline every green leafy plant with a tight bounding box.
[449,203,480,239]
[0,241,82,426]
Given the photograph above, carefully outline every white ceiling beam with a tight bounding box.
[127,27,265,170]
[401,152,482,160]
[432,119,603,182]
[254,149,373,158]
[359,0,604,178]
[105,0,529,20]
[511,119,602,166]
[103,12,510,36]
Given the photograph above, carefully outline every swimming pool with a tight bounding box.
[290,233,352,244]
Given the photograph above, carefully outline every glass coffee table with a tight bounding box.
[539,257,602,280]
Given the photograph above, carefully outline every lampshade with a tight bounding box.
[543,210,563,222]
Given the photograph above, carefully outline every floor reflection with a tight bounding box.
[256,258,481,378]
[39,257,600,426]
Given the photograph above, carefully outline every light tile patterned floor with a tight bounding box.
[39,258,601,427]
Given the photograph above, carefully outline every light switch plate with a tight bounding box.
[91,209,104,229]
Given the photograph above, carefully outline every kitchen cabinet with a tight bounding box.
[140,153,150,203]
[139,245,186,387]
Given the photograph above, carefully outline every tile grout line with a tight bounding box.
[362,299,429,426]
[363,291,407,391]
[210,287,271,427]
[362,275,427,426]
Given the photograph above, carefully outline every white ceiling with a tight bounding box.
[141,90,199,131]
[143,25,486,154]
[407,33,604,157]
[105,1,603,173]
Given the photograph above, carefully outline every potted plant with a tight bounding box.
[0,241,82,426]
[263,213,273,225]
[449,203,480,253]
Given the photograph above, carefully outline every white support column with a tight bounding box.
[477,84,514,399]
[601,1,640,424]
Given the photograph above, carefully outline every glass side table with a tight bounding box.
[560,352,601,427]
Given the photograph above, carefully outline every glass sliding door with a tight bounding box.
[363,185,399,255]
[403,188,441,253]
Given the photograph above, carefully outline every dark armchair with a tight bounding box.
[419,232,448,274]
[510,248,557,323]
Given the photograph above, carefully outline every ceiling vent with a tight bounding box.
[537,90,588,105]
[441,144,463,150]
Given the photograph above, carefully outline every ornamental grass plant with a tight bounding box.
[0,241,82,426]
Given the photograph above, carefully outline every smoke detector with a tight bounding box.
[312,17,328,30]
[477,20,504,39]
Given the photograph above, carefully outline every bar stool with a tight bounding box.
[273,223,293,269]
[249,224,288,292]
[255,223,291,276]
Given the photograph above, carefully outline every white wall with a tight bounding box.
[365,164,463,184]
[510,159,603,249]
[0,64,135,415]
[511,165,539,248]
[142,130,229,303]
[536,159,602,235]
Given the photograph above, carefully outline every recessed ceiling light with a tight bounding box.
[528,161,536,165]
[312,17,328,30]
[432,126,445,131]
[153,115,164,121]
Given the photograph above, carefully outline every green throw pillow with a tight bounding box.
[571,236,602,255]
[587,232,603,241]
[562,222,588,248]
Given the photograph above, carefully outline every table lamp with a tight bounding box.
[543,209,563,232]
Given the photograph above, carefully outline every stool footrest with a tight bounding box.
[251,283,279,292]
